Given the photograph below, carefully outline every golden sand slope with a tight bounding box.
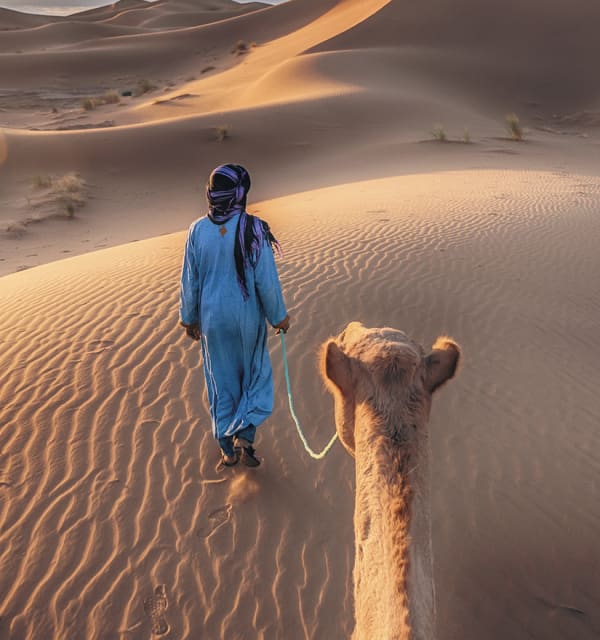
[1,171,600,639]
[1,0,599,278]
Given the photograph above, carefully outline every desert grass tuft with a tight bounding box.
[232,40,249,55]
[3,220,27,234]
[82,91,120,111]
[29,172,87,218]
[31,174,53,188]
[431,124,447,142]
[214,124,230,142]
[82,97,99,111]
[506,113,524,141]
[50,173,86,217]
[102,90,120,104]
[134,79,158,96]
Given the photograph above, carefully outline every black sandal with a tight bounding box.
[240,445,261,467]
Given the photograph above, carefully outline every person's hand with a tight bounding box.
[274,314,290,334]
[181,321,201,341]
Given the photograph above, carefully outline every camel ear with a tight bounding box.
[322,340,353,396]
[425,336,461,393]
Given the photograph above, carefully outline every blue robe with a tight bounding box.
[179,213,287,440]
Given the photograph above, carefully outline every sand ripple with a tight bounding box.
[1,171,600,639]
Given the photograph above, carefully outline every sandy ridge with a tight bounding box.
[2,171,600,638]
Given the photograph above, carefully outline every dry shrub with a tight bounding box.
[214,124,230,142]
[29,172,87,219]
[82,91,120,111]
[3,220,27,234]
[52,173,84,194]
[82,97,99,111]
[506,113,524,141]
[431,124,447,142]
[232,40,248,55]
[31,174,53,188]
[135,79,158,96]
[2,173,87,236]
[51,173,86,217]
[102,90,120,104]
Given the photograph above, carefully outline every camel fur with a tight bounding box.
[321,322,460,640]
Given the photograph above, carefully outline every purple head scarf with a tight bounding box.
[207,163,250,223]
[206,164,281,300]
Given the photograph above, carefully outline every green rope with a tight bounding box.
[280,332,338,459]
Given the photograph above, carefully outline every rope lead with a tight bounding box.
[280,332,338,460]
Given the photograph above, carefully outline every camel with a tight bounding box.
[321,322,461,640]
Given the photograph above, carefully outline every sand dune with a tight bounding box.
[0,6,61,30]
[0,21,149,52]
[73,0,153,20]
[309,0,600,111]
[1,0,600,637]
[104,0,270,29]
[2,172,600,639]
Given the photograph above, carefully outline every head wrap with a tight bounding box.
[206,163,251,224]
[206,164,281,300]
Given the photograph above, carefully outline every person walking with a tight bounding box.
[179,164,290,468]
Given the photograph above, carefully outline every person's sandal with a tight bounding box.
[217,450,239,470]
[240,445,261,467]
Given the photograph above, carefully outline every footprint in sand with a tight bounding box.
[197,505,232,538]
[143,584,169,636]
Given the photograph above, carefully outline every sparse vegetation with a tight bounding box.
[31,172,87,218]
[82,97,99,111]
[463,129,472,143]
[134,79,158,96]
[102,90,120,104]
[4,173,88,236]
[214,124,230,142]
[31,174,53,188]
[82,90,120,111]
[506,112,524,141]
[431,124,447,142]
[232,40,249,55]
[201,66,215,74]
[3,220,27,234]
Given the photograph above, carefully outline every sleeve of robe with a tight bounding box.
[254,240,288,327]
[179,226,200,326]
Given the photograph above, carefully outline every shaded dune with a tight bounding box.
[1,0,599,114]
[308,0,600,111]
[72,0,150,20]
[0,7,61,30]
[1,172,600,639]
[106,0,269,29]
[0,0,339,87]
[0,21,148,52]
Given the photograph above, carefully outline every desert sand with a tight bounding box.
[1,1,600,639]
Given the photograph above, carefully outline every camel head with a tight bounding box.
[321,322,460,456]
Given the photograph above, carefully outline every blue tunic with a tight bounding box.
[179,213,288,440]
